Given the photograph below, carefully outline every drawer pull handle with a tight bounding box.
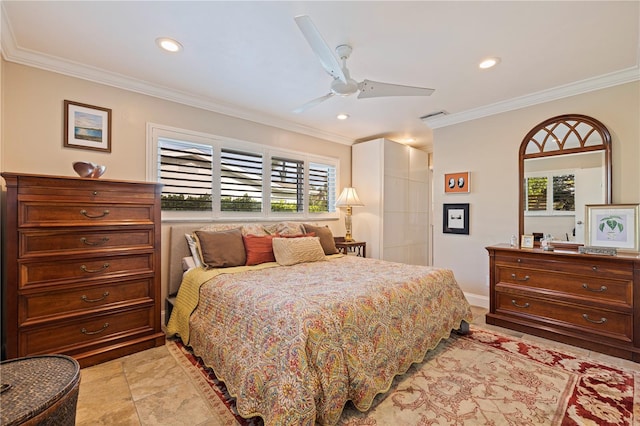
[582,283,607,292]
[511,300,530,308]
[81,292,110,303]
[592,266,599,271]
[510,273,530,282]
[80,263,110,273]
[80,237,110,246]
[582,314,607,325]
[80,209,110,219]
[81,323,109,335]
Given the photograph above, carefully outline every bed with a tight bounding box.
[166,222,473,425]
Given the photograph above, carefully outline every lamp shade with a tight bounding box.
[335,187,364,207]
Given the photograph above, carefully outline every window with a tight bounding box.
[524,171,575,215]
[309,162,336,213]
[270,157,304,212]
[221,149,263,212]
[147,124,339,220]
[158,139,213,211]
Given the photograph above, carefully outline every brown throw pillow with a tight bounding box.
[194,228,246,268]
[303,224,339,255]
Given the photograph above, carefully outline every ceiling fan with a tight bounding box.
[293,15,435,114]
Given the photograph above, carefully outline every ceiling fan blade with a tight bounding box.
[292,93,335,114]
[294,15,347,83]
[357,79,435,99]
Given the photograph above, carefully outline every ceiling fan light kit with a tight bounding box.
[293,15,434,113]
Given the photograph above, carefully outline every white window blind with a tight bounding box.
[270,156,304,213]
[220,149,263,212]
[158,139,213,211]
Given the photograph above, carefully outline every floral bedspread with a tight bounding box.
[185,255,472,425]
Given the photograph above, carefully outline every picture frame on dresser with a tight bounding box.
[64,100,112,152]
[520,234,534,248]
[585,203,639,252]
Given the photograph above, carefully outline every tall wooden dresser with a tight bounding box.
[486,244,640,362]
[1,173,165,367]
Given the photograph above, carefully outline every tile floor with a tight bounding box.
[75,306,638,425]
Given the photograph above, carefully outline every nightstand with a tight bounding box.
[334,239,366,258]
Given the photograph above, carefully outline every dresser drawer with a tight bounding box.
[20,307,155,355]
[495,252,633,280]
[19,202,155,227]
[17,178,157,203]
[20,253,154,288]
[20,228,155,257]
[496,266,632,306]
[495,292,633,342]
[20,278,154,324]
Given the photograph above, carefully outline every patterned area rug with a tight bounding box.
[167,327,639,425]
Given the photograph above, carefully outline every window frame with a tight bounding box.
[147,123,340,221]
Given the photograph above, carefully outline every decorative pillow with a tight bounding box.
[241,224,268,236]
[184,234,203,268]
[278,232,315,238]
[272,237,326,266]
[197,223,243,233]
[243,234,276,266]
[194,228,246,268]
[181,256,196,272]
[267,222,306,236]
[302,224,339,255]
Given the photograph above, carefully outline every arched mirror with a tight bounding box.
[519,114,611,246]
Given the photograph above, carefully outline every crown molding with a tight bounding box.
[422,66,640,129]
[0,7,353,146]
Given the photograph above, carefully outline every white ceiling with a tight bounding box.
[2,1,639,149]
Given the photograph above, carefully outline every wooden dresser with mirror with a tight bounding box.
[486,114,640,362]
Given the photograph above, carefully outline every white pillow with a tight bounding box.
[185,233,203,268]
[181,256,196,272]
[272,237,326,266]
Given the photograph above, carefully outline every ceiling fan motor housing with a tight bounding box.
[331,78,359,96]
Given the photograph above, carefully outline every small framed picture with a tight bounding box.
[585,204,639,252]
[521,234,534,248]
[64,100,112,152]
[444,172,470,193]
[443,203,469,235]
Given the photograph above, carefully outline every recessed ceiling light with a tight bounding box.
[156,37,183,53]
[479,57,501,69]
[336,113,349,120]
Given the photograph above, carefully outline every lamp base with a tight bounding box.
[344,207,354,242]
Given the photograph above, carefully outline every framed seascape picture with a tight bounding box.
[64,100,112,152]
[444,171,470,193]
[585,204,639,252]
[443,203,469,235]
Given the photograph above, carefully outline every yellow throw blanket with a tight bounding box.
[166,262,280,343]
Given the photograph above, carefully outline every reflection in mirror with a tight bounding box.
[519,114,611,246]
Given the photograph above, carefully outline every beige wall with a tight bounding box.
[1,60,352,305]
[433,81,640,306]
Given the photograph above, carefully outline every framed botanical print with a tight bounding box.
[585,204,639,252]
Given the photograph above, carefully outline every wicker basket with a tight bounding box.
[1,355,81,426]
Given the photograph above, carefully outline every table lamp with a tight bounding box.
[335,187,364,242]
